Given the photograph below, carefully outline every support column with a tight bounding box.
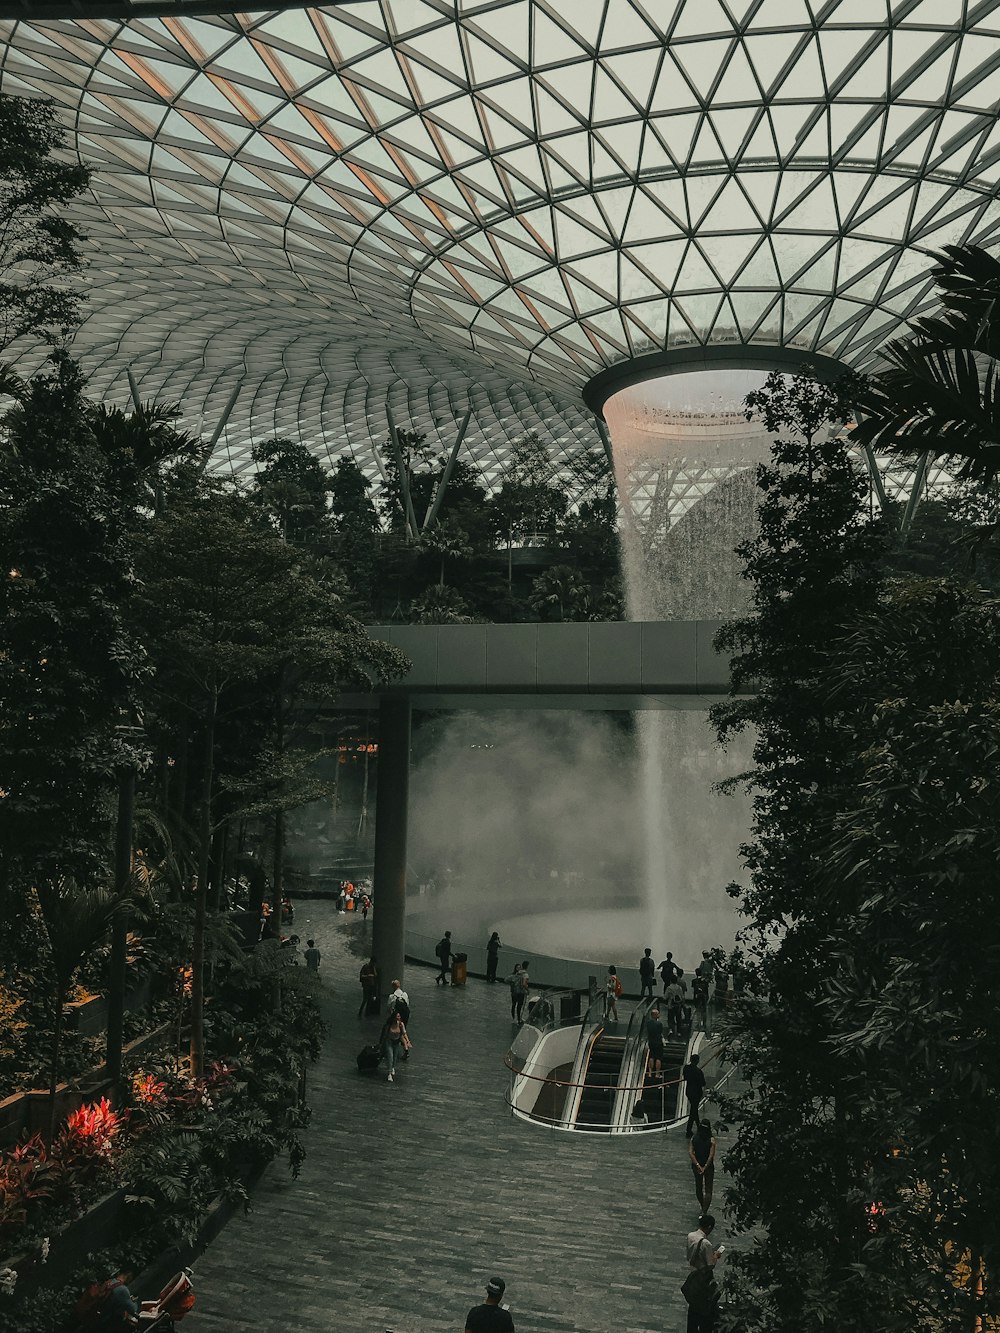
[372,696,411,1001]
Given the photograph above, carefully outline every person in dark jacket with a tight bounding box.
[358,958,379,1017]
[682,1052,707,1137]
[486,931,501,983]
[639,947,656,999]
[435,931,453,984]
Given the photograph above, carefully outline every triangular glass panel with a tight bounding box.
[464,4,530,65]
[671,38,732,102]
[628,237,686,290]
[743,31,802,93]
[532,8,589,65]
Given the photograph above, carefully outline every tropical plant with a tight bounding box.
[852,244,1000,484]
[34,880,123,1137]
[529,563,590,621]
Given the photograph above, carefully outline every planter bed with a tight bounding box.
[0,1021,173,1149]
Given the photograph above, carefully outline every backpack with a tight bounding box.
[613,975,623,998]
[436,939,449,961]
[389,996,411,1025]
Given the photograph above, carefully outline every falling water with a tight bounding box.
[605,371,773,966]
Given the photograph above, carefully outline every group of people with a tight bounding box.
[356,958,412,1083]
[337,880,372,918]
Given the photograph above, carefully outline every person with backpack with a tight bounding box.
[639,947,656,1000]
[605,964,622,1023]
[664,975,685,1037]
[435,930,454,985]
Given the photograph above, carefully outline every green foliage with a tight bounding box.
[0,95,90,349]
[853,244,1000,483]
[713,370,1000,1329]
[0,354,149,892]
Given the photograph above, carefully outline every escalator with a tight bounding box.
[575,1032,627,1130]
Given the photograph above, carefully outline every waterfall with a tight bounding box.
[605,371,769,967]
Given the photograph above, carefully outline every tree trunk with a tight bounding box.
[190,683,217,1077]
[105,762,136,1082]
[439,556,445,587]
[507,540,513,590]
[48,984,66,1140]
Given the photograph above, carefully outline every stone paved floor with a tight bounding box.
[192,903,739,1333]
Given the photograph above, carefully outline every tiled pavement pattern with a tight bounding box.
[192,902,740,1333]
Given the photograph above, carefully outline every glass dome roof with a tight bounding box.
[1,0,999,487]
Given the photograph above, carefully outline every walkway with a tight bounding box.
[193,902,738,1333]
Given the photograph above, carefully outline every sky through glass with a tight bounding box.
[1,0,998,493]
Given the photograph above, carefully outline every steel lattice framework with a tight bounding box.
[2,0,1000,492]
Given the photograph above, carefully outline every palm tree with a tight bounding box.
[421,519,472,587]
[852,245,1000,485]
[529,564,590,621]
[34,878,123,1137]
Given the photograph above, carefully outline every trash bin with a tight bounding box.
[451,953,468,986]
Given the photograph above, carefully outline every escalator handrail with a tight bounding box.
[611,997,657,1130]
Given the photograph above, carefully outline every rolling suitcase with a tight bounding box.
[357,1043,382,1074]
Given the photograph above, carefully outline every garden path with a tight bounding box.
[191,901,739,1333]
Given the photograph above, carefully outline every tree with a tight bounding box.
[529,563,590,621]
[251,437,331,547]
[34,878,121,1136]
[0,354,149,899]
[421,517,472,587]
[814,578,1000,1330]
[852,244,1000,484]
[491,435,568,587]
[709,369,893,1331]
[0,95,91,350]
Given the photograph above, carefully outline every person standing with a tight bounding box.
[508,963,524,1021]
[486,931,501,983]
[382,1006,408,1083]
[658,952,680,993]
[303,939,321,973]
[387,978,410,1024]
[689,1119,717,1212]
[682,1051,707,1137]
[604,965,621,1023]
[646,1006,665,1079]
[464,1276,514,1332]
[358,957,379,1018]
[435,930,454,985]
[639,947,656,1000]
[361,894,371,922]
[684,1214,722,1332]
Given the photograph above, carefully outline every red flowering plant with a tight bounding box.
[128,1062,235,1130]
[48,1098,121,1208]
[0,1134,54,1247]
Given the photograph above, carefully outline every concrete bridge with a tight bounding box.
[349,620,738,997]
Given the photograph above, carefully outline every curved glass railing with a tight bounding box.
[504,991,732,1133]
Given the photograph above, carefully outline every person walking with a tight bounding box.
[646,1006,665,1080]
[689,1119,717,1212]
[604,965,621,1023]
[508,963,523,1021]
[464,1276,514,1332]
[683,1215,722,1333]
[664,975,685,1037]
[387,978,410,1024]
[682,1051,707,1136]
[303,939,321,973]
[486,931,501,983]
[382,1006,408,1083]
[358,957,379,1018]
[361,894,371,922]
[435,930,454,985]
[639,947,656,1000]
